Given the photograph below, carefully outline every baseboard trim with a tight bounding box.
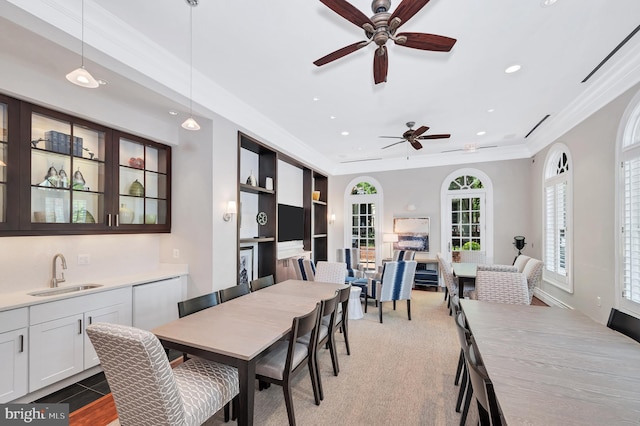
[533,288,573,309]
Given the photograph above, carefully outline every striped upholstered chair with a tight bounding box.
[86,322,239,426]
[475,270,530,305]
[292,257,316,281]
[375,260,417,323]
[392,249,416,261]
[336,248,363,282]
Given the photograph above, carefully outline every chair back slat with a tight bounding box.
[220,282,251,303]
[607,308,640,343]
[178,292,219,318]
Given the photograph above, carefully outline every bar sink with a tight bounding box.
[28,284,103,297]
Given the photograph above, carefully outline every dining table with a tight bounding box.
[152,279,347,426]
[460,299,640,425]
[451,262,477,298]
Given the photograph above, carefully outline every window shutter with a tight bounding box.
[545,185,556,273]
[623,158,640,303]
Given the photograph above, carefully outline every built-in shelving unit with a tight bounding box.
[237,132,328,281]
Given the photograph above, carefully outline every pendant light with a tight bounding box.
[182,0,200,131]
[66,0,99,88]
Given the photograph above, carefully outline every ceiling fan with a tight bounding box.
[380,121,451,150]
[314,0,457,84]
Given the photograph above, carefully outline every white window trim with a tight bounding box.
[344,176,384,267]
[615,88,640,316]
[542,143,573,293]
[440,168,494,263]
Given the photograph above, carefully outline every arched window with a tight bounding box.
[543,143,573,293]
[617,89,640,314]
[441,169,494,262]
[344,177,383,271]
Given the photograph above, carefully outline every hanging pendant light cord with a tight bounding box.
[81,0,85,66]
[188,5,193,116]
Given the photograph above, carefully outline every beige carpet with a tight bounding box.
[107,290,478,425]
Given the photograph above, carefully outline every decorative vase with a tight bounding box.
[246,170,257,186]
[129,179,144,197]
[312,190,321,201]
[119,204,134,224]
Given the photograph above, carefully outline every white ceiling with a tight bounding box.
[2,0,640,175]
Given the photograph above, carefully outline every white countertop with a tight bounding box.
[0,263,188,312]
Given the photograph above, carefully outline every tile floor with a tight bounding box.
[34,349,182,413]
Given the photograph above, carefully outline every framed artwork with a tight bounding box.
[393,217,430,252]
[239,246,254,286]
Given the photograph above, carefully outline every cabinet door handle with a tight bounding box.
[107,213,112,227]
[19,334,24,353]
[115,214,120,227]
[78,319,83,334]
[88,316,93,325]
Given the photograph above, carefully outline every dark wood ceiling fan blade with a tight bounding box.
[314,41,367,66]
[410,140,423,150]
[417,134,451,139]
[379,136,405,139]
[382,140,405,149]
[389,0,431,29]
[373,46,388,84]
[320,0,374,28]
[412,126,429,137]
[395,32,457,51]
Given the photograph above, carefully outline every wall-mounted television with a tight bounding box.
[278,204,304,242]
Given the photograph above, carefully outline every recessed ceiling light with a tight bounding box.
[487,108,495,113]
[476,131,486,136]
[505,64,521,74]
[330,115,336,119]
[541,0,558,7]
[341,131,349,136]
[168,111,178,116]
[313,97,320,101]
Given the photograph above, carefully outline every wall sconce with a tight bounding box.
[383,233,399,259]
[329,213,336,224]
[223,201,237,222]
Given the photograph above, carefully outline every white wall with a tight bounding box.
[530,82,640,323]
[328,159,532,266]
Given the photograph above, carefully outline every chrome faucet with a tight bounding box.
[51,253,67,288]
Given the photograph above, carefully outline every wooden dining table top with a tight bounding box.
[460,299,640,425]
[152,279,346,361]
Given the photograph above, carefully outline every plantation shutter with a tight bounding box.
[623,158,640,303]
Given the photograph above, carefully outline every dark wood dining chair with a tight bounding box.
[300,292,340,402]
[454,310,473,425]
[250,275,275,292]
[465,337,503,425]
[607,308,640,343]
[219,282,250,303]
[331,285,352,356]
[177,292,234,422]
[255,304,321,426]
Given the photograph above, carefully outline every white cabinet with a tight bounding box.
[132,277,185,330]
[84,303,130,368]
[29,314,84,391]
[0,308,28,403]
[29,287,132,392]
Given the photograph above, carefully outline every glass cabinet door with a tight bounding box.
[118,135,169,226]
[30,111,106,225]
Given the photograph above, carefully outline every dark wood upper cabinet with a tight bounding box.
[1,93,171,236]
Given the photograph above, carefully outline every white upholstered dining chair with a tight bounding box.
[314,261,347,284]
[86,322,239,426]
[475,270,530,305]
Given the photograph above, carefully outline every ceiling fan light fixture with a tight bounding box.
[66,66,99,88]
